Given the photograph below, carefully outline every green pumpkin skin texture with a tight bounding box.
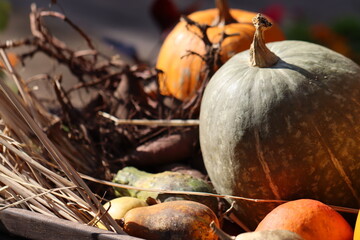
[199,40,360,230]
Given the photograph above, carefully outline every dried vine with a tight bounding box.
[178,15,239,118]
[0,4,234,179]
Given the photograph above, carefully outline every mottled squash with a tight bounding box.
[156,0,284,100]
[112,166,218,213]
[199,14,360,229]
[121,200,219,240]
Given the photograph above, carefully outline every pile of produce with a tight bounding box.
[0,0,359,239]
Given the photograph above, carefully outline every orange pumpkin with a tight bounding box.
[156,0,285,100]
[0,52,18,69]
[355,211,360,240]
[255,199,354,240]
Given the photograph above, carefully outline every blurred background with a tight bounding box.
[1,0,360,97]
[3,0,360,62]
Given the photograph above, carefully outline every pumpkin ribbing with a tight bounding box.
[199,14,360,230]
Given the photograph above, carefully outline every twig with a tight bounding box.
[99,111,199,126]
[66,70,125,94]
[210,221,235,239]
[0,186,75,211]
[181,50,206,62]
[181,15,213,46]
[80,173,287,204]
[81,173,359,214]
[0,38,34,49]
[0,49,28,104]
[39,10,96,50]
[179,15,239,119]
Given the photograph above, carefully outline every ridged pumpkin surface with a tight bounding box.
[156,8,284,100]
[199,40,360,229]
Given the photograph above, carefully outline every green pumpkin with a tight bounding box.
[199,14,360,230]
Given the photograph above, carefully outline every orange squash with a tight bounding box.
[255,199,354,240]
[355,211,360,240]
[156,0,285,100]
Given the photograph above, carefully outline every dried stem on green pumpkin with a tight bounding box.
[250,14,280,68]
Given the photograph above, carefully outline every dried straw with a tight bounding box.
[0,47,122,232]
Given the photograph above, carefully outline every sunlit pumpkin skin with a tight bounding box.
[199,15,360,230]
[156,1,285,100]
[255,199,353,240]
[103,197,147,220]
[235,230,304,240]
[211,221,304,240]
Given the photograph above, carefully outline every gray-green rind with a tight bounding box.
[199,40,360,229]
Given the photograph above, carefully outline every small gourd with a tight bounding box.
[96,196,147,230]
[199,14,360,229]
[102,197,147,220]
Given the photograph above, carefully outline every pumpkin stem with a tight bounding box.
[214,0,237,26]
[210,221,236,240]
[250,14,279,67]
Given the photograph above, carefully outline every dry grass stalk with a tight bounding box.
[0,46,122,232]
[0,2,227,234]
[81,173,359,215]
[0,130,86,222]
[99,111,200,126]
